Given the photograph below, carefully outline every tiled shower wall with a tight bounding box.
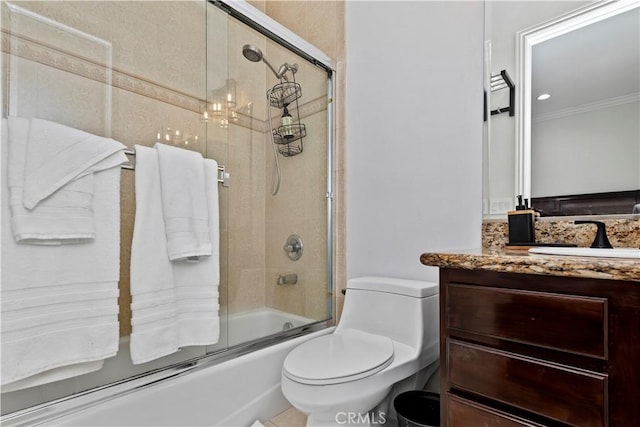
[258,0,347,321]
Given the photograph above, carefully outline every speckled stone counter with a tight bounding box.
[421,248,640,282]
[483,217,640,251]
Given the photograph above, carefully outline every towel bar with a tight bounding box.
[122,148,229,187]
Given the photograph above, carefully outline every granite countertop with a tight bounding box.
[421,248,640,282]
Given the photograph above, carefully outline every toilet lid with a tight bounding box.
[283,329,394,385]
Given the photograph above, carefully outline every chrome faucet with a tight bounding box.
[278,274,298,285]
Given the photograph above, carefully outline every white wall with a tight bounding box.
[345,1,484,283]
[531,100,640,197]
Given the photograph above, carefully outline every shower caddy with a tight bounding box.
[267,75,306,157]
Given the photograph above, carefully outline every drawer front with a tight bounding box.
[448,394,543,427]
[448,340,607,427]
[447,283,607,358]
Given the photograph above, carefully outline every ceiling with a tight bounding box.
[531,7,639,118]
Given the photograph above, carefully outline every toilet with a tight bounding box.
[281,277,439,426]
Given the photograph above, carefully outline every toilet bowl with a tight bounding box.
[281,277,439,426]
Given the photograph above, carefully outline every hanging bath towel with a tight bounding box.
[155,142,212,261]
[1,118,124,390]
[129,145,220,364]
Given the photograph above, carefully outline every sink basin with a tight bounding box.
[529,247,640,259]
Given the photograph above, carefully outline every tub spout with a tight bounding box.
[278,274,298,285]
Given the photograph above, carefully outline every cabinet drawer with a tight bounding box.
[448,340,607,427]
[447,283,607,358]
[448,394,543,427]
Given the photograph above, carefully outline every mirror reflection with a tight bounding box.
[484,0,640,217]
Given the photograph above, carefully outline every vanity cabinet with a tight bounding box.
[439,268,640,427]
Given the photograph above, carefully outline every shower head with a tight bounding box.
[242,44,263,62]
[242,44,289,81]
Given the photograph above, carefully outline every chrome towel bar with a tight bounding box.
[122,148,229,187]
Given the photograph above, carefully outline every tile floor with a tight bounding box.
[266,406,307,427]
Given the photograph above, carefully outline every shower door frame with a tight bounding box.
[220,0,336,322]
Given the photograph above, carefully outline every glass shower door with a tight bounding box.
[206,6,332,351]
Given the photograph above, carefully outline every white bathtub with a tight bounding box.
[5,310,331,427]
[227,308,318,346]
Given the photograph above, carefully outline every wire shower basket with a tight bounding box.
[267,80,305,156]
[268,82,302,108]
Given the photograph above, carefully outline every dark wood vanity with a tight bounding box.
[421,251,640,427]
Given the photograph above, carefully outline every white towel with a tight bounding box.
[1,119,121,390]
[155,143,212,261]
[130,145,219,364]
[7,117,127,244]
[1,361,105,393]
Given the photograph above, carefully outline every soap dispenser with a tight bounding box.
[507,195,536,245]
[280,106,294,139]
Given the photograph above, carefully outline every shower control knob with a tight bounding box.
[283,234,303,261]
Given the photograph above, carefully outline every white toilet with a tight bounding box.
[281,277,439,426]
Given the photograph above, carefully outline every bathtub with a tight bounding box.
[227,308,318,346]
[4,310,332,427]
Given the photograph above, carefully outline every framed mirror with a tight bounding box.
[484,0,640,218]
[518,0,639,216]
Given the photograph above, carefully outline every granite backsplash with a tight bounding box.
[483,217,640,251]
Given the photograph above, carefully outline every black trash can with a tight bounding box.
[393,391,440,427]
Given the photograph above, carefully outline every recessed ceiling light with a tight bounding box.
[537,93,551,101]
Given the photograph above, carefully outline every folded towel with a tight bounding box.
[155,143,212,261]
[130,145,220,364]
[22,118,128,209]
[7,117,127,244]
[1,120,121,390]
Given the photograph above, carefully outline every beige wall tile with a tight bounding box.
[262,0,345,322]
[265,267,306,316]
[119,210,134,337]
[266,1,308,40]
[307,1,338,58]
[10,59,109,136]
[248,1,266,14]
[228,267,266,313]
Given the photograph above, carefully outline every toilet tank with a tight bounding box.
[336,277,439,352]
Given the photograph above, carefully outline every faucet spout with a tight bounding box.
[574,220,613,249]
[278,274,298,285]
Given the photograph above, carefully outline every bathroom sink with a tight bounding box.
[529,247,640,259]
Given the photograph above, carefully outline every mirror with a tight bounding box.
[484,0,640,217]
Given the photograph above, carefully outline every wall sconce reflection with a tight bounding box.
[156,127,200,147]
[201,78,240,128]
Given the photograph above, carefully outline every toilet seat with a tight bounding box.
[283,329,394,385]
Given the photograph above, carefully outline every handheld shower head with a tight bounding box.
[241,44,289,81]
[242,44,263,62]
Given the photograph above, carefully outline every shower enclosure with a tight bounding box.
[0,0,334,417]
